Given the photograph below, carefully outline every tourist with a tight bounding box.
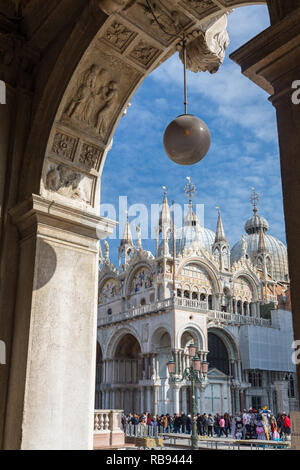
[283,413,291,438]
[174,414,181,433]
[219,415,226,437]
[186,414,192,434]
[181,412,187,434]
[207,414,214,437]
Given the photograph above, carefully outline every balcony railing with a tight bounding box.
[94,410,124,449]
[98,298,173,326]
[207,310,272,327]
[98,297,273,328]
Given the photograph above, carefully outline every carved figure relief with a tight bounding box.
[64,65,119,140]
[52,132,78,161]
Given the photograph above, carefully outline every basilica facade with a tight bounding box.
[96,189,298,417]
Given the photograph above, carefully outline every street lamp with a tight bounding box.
[167,346,208,450]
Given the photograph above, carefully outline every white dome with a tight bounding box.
[231,233,289,281]
[175,224,215,254]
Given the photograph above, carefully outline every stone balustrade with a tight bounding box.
[98,296,274,328]
[94,410,124,449]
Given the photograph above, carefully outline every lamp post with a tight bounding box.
[167,345,208,450]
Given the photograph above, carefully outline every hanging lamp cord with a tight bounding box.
[144,0,188,114]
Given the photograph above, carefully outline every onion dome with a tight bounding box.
[231,192,289,281]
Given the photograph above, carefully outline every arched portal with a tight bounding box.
[111,334,141,414]
[3,0,300,452]
[207,332,230,376]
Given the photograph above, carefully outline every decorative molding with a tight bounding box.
[103,21,136,51]
[79,143,103,170]
[128,40,159,67]
[51,132,78,162]
[97,0,138,15]
[178,13,230,74]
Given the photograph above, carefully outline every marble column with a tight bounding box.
[140,388,144,413]
[173,386,180,414]
[231,2,300,405]
[3,195,115,450]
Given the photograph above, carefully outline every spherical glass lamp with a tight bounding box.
[163,114,211,166]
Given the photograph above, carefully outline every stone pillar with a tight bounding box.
[230,4,300,402]
[140,388,144,413]
[200,387,205,414]
[2,195,115,450]
[182,387,187,413]
[153,386,159,416]
[274,381,290,414]
[173,386,180,414]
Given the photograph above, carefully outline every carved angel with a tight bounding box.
[241,235,247,255]
[136,224,142,250]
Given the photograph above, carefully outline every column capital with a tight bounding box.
[230,8,300,97]
[10,194,117,243]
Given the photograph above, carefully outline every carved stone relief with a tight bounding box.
[51,132,78,161]
[123,0,191,43]
[128,40,159,67]
[103,21,136,51]
[182,0,218,18]
[61,53,140,143]
[178,14,230,73]
[44,163,94,203]
[98,0,138,15]
[79,143,103,170]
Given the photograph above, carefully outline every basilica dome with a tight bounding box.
[231,210,289,282]
[173,202,215,254]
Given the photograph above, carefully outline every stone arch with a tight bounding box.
[125,262,153,295]
[19,1,269,208]
[2,0,281,450]
[151,326,172,351]
[176,323,206,351]
[98,275,121,304]
[232,270,260,301]
[177,258,222,295]
[105,325,142,358]
[207,326,239,362]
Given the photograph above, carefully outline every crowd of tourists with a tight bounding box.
[122,409,291,441]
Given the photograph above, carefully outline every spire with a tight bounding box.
[215,207,227,243]
[158,187,172,234]
[120,211,133,247]
[258,227,268,254]
[118,212,134,267]
[250,187,259,215]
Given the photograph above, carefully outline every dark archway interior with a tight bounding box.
[114,334,141,359]
[207,332,229,375]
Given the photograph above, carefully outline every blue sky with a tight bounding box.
[101,5,285,264]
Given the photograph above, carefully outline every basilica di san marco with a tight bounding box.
[95,186,298,419]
